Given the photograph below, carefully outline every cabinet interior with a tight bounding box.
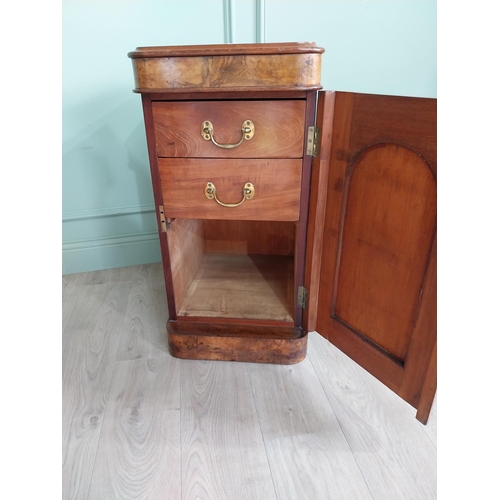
[167,218,297,323]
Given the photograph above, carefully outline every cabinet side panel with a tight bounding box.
[141,94,177,319]
[167,219,206,316]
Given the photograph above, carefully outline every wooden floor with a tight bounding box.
[62,263,437,500]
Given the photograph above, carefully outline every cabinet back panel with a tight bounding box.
[203,220,295,256]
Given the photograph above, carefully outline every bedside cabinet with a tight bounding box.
[128,43,436,424]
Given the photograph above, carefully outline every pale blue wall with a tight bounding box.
[265,0,437,97]
[62,0,436,274]
[62,0,226,274]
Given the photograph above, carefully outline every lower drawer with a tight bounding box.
[158,158,302,221]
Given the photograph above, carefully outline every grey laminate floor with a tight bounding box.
[62,263,437,500]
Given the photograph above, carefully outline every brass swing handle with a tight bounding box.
[201,120,255,149]
[204,182,255,208]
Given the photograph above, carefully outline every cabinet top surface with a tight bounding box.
[128,42,325,59]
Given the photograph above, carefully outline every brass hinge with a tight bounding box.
[298,286,308,309]
[306,126,320,157]
[158,205,167,232]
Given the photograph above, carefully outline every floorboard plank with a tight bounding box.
[180,359,277,500]
[62,266,437,500]
[308,332,437,500]
[62,283,130,500]
[62,272,90,340]
[422,396,437,448]
[405,396,437,449]
[62,343,104,500]
[116,264,169,361]
[80,265,150,285]
[87,357,181,500]
[247,357,373,500]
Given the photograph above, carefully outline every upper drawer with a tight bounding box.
[152,100,306,158]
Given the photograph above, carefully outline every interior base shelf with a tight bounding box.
[178,253,294,322]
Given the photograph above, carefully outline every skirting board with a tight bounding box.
[62,232,161,275]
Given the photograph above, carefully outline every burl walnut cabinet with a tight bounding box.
[128,43,436,424]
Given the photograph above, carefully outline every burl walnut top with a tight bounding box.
[128,42,324,93]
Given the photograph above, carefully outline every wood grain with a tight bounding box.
[62,284,111,348]
[148,89,309,100]
[415,341,437,425]
[178,253,294,322]
[131,54,322,92]
[62,272,88,341]
[303,91,336,332]
[417,393,437,448]
[166,220,297,319]
[141,93,178,320]
[153,100,306,158]
[62,283,131,500]
[203,220,295,256]
[180,359,277,499]
[247,357,373,499]
[293,89,318,327]
[87,357,181,500]
[348,92,436,176]
[116,264,169,361]
[166,218,206,317]
[400,237,437,419]
[334,143,436,362]
[159,158,302,221]
[168,321,306,364]
[63,267,437,499]
[129,42,324,58]
[314,92,437,420]
[129,43,323,92]
[63,343,106,500]
[308,332,437,500]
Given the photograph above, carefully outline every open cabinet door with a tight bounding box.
[305,91,436,424]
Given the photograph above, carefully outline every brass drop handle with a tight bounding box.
[205,182,255,208]
[201,120,255,149]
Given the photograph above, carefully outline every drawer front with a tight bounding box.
[159,158,302,221]
[152,100,306,158]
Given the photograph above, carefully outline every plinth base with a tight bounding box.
[167,319,307,364]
